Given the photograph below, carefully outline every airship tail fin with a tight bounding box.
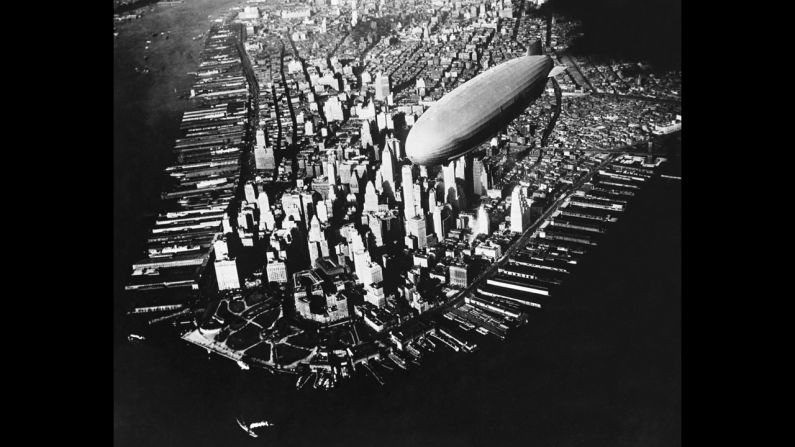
[548,65,568,78]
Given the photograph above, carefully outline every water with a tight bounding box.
[114,156,680,446]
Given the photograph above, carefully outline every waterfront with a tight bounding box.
[113,155,680,447]
[113,0,245,309]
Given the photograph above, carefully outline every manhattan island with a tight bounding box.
[120,0,681,391]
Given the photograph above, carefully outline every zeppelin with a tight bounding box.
[406,55,554,166]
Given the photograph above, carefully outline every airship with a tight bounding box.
[406,54,554,166]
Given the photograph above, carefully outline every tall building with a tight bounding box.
[300,191,316,226]
[363,180,380,212]
[213,240,240,290]
[365,282,387,307]
[282,193,303,224]
[261,209,276,231]
[244,182,257,204]
[432,204,447,241]
[402,165,416,218]
[266,259,288,283]
[406,215,427,249]
[213,239,229,259]
[368,215,385,247]
[455,156,466,182]
[308,215,323,242]
[360,262,383,286]
[413,183,426,215]
[472,158,485,196]
[477,204,491,235]
[348,169,360,195]
[326,160,337,185]
[380,144,395,194]
[442,161,457,208]
[449,264,468,288]
[375,72,390,101]
[360,119,374,149]
[510,185,530,233]
[386,136,402,160]
[316,201,329,223]
[324,96,345,122]
[215,259,240,290]
[254,129,275,170]
[257,190,270,212]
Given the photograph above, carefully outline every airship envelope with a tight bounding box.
[406,55,554,166]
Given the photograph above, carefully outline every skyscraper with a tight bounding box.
[472,157,485,196]
[368,215,385,247]
[477,204,490,235]
[360,119,374,149]
[510,185,529,233]
[442,161,457,208]
[257,190,270,212]
[309,215,323,242]
[432,204,447,241]
[386,136,402,160]
[348,169,360,194]
[375,72,390,101]
[266,259,288,284]
[455,156,466,182]
[364,180,379,212]
[215,259,241,290]
[213,239,240,290]
[402,165,416,218]
[365,283,386,307]
[254,129,275,170]
[244,182,257,204]
[406,215,427,249]
[381,144,395,194]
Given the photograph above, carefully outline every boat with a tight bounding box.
[236,418,274,438]
[236,360,250,370]
[236,418,257,438]
[127,333,145,342]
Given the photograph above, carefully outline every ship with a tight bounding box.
[236,418,274,438]
[127,333,145,342]
[236,360,250,370]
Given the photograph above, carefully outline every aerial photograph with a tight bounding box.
[114,0,681,445]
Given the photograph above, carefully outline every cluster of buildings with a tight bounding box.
[126,0,680,388]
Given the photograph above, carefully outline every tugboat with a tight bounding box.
[236,418,274,438]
